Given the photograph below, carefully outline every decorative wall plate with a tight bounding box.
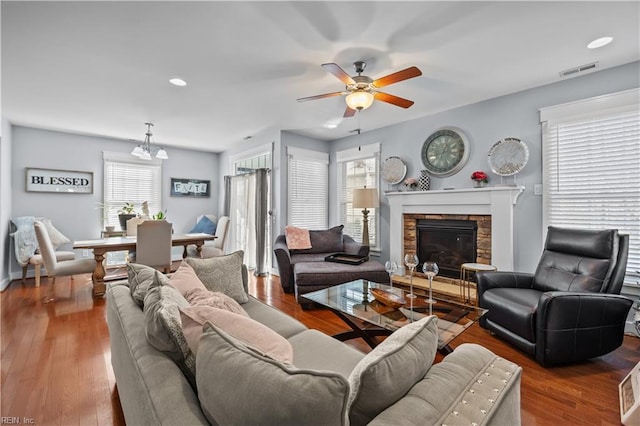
[487,137,529,176]
[380,156,407,184]
[421,127,470,177]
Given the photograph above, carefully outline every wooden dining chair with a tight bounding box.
[34,220,96,303]
[135,220,172,273]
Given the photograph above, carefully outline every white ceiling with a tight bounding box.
[3,1,639,153]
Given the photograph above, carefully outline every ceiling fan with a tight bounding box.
[297,61,422,118]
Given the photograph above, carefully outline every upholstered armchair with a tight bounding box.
[477,226,632,366]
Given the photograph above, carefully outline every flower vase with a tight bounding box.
[419,170,431,191]
[474,180,486,188]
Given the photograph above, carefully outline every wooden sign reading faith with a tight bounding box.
[170,178,210,197]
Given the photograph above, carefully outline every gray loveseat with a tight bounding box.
[107,266,523,425]
[274,225,389,306]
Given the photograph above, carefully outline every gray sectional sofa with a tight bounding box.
[107,263,523,425]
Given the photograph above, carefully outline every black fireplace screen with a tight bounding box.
[417,219,477,278]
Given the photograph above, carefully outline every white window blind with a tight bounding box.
[287,147,328,229]
[103,152,162,227]
[337,144,380,248]
[541,89,640,287]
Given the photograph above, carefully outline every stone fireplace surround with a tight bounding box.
[387,187,524,274]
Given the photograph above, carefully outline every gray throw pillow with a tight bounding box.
[347,316,439,425]
[127,262,164,307]
[143,271,195,388]
[184,250,248,304]
[196,323,350,426]
[290,225,344,254]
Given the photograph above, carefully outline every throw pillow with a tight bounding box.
[143,271,196,388]
[41,218,71,248]
[184,250,248,304]
[196,323,350,426]
[347,316,439,425]
[169,261,207,296]
[189,215,217,235]
[127,262,170,307]
[285,225,312,250]
[180,306,293,362]
[183,287,248,317]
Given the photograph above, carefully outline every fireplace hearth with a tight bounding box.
[417,219,477,278]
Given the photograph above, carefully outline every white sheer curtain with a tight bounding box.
[224,168,270,274]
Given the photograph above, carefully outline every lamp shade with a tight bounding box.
[345,90,374,111]
[353,188,379,209]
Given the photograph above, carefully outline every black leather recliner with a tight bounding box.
[477,226,632,366]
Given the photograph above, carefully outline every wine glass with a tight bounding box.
[422,262,439,312]
[404,254,419,299]
[384,261,398,289]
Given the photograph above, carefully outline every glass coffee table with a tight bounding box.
[302,280,487,354]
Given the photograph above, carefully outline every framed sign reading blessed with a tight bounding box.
[26,168,93,194]
[170,178,211,197]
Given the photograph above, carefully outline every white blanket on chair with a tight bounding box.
[11,216,37,266]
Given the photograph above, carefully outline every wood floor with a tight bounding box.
[2,272,639,425]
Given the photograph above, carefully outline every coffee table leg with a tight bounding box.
[91,251,106,298]
[330,310,391,349]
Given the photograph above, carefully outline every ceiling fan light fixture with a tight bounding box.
[345,90,374,111]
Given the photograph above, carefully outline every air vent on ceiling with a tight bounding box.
[559,61,599,78]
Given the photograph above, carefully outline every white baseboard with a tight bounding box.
[0,276,11,292]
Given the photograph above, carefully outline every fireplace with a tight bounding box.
[417,219,477,278]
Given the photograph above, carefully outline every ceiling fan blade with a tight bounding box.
[322,63,356,85]
[372,66,422,88]
[343,106,357,118]
[374,92,415,109]
[297,91,344,102]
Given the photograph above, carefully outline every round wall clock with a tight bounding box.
[421,127,470,177]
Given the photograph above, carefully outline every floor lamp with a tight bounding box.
[353,187,379,247]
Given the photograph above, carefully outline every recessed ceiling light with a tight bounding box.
[587,37,613,49]
[323,117,342,129]
[169,77,187,86]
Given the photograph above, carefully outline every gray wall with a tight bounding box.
[9,125,219,279]
[329,61,640,273]
[0,118,13,290]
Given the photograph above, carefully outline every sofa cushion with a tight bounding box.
[180,306,293,363]
[289,225,344,255]
[169,261,207,296]
[143,272,196,388]
[288,329,365,378]
[184,287,248,317]
[347,316,439,426]
[285,225,312,250]
[242,296,308,339]
[196,323,350,426]
[294,260,388,288]
[189,215,217,235]
[184,250,248,304]
[127,263,161,307]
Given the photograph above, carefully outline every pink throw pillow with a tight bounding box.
[184,287,248,318]
[169,261,207,296]
[179,306,294,364]
[285,225,312,250]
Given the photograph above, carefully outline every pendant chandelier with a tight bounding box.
[131,122,168,160]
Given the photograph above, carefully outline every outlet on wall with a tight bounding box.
[534,184,543,196]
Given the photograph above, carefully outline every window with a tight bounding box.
[337,143,380,248]
[540,88,640,287]
[287,147,328,229]
[103,152,162,227]
[234,152,271,175]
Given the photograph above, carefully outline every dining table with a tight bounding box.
[73,232,216,297]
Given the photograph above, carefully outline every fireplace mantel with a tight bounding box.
[386,186,524,271]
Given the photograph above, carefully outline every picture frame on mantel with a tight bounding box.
[170,177,210,197]
[25,167,93,194]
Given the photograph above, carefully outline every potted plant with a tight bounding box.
[471,171,489,188]
[118,202,138,231]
